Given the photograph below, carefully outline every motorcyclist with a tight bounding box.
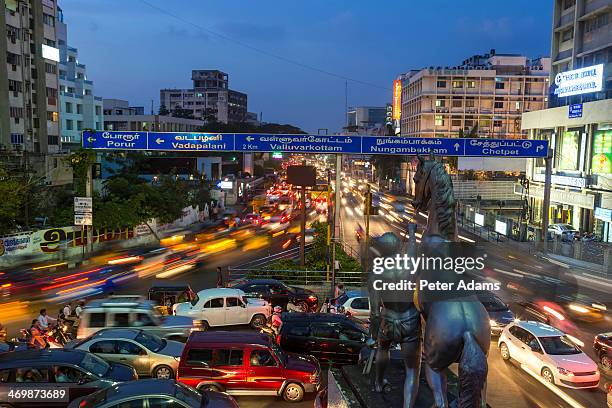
[29,319,47,349]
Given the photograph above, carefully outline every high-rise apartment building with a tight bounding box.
[347,106,387,127]
[1,0,61,154]
[160,70,247,124]
[549,0,611,107]
[519,0,611,240]
[56,6,103,149]
[399,50,551,139]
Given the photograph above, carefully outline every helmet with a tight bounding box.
[273,306,283,314]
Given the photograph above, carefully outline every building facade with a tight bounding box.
[549,0,611,107]
[399,50,551,139]
[1,0,61,154]
[103,99,205,133]
[56,6,103,149]
[519,0,611,242]
[160,70,247,124]
[347,106,387,127]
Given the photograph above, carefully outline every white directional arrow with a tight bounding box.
[454,143,460,151]
[536,145,543,151]
[246,136,254,142]
[156,138,163,144]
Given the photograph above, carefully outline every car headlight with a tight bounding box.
[489,319,498,327]
[174,356,180,361]
[558,367,573,376]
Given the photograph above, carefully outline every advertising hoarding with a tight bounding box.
[592,130,611,175]
[553,64,603,98]
[392,80,401,120]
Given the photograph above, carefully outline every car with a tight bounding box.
[68,379,239,408]
[498,321,600,388]
[174,288,270,330]
[243,213,263,226]
[594,332,612,370]
[66,328,184,379]
[177,331,320,403]
[77,295,195,342]
[0,349,137,407]
[148,283,198,316]
[232,279,318,312]
[278,313,368,365]
[259,206,277,221]
[548,223,578,240]
[334,291,370,321]
[476,291,514,336]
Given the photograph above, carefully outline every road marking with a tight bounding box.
[519,364,586,408]
[544,257,570,268]
[418,212,428,219]
[458,235,475,243]
[493,268,523,278]
[512,269,539,278]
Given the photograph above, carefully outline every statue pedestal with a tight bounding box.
[331,356,491,407]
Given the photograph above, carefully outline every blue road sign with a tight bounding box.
[235,134,361,154]
[568,103,583,119]
[147,132,234,152]
[361,136,464,155]
[463,138,548,157]
[83,131,148,150]
[82,131,549,158]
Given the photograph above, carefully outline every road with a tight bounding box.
[339,183,610,408]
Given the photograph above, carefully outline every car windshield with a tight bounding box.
[539,336,581,355]
[135,331,165,352]
[175,381,205,407]
[558,224,574,231]
[80,352,111,377]
[479,296,508,312]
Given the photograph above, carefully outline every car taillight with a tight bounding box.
[308,295,317,302]
[276,334,281,344]
[79,400,88,408]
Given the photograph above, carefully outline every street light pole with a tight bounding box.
[363,184,371,273]
[541,148,553,243]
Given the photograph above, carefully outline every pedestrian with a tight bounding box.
[334,283,345,300]
[0,323,6,343]
[216,267,223,288]
[37,309,56,330]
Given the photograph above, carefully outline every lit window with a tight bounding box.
[435,115,444,126]
[452,81,463,89]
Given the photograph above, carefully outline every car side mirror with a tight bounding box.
[77,376,89,385]
[139,349,147,356]
[530,345,541,353]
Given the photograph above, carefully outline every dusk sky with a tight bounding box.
[60,0,552,133]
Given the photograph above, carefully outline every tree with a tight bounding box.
[0,168,24,233]
[172,106,195,119]
[158,104,169,116]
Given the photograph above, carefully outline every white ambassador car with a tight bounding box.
[174,288,270,330]
[499,321,600,389]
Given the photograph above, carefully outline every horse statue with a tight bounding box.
[412,154,490,408]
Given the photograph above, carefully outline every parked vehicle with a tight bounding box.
[148,283,198,316]
[548,223,578,241]
[334,291,370,321]
[499,321,600,388]
[278,313,368,365]
[174,288,270,330]
[77,296,194,342]
[0,349,137,407]
[66,328,184,379]
[177,331,321,402]
[68,379,239,408]
[232,279,318,312]
[476,291,514,336]
[594,332,611,370]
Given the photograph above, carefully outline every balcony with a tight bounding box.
[583,0,611,15]
[557,10,575,28]
[554,48,573,62]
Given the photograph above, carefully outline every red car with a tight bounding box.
[177,331,321,403]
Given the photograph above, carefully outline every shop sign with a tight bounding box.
[592,130,611,175]
[532,173,586,188]
[514,184,595,209]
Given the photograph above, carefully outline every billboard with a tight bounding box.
[558,131,580,170]
[392,80,402,120]
[592,130,611,175]
[553,64,604,98]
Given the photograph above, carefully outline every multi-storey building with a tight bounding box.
[520,0,611,240]
[1,0,61,154]
[549,0,611,107]
[160,70,247,124]
[347,106,387,127]
[103,99,205,133]
[399,50,551,139]
[56,6,103,149]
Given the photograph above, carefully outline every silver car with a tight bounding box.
[67,328,184,379]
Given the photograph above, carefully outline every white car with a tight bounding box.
[174,288,270,330]
[498,321,600,389]
[335,291,370,322]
